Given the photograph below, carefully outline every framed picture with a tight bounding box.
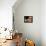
[24,16,33,23]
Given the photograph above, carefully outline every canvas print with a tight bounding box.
[24,16,33,23]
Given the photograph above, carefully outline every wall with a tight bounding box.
[13,0,41,46]
[41,0,46,46]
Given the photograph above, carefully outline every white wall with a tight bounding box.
[41,0,46,46]
[13,0,41,46]
[0,0,16,30]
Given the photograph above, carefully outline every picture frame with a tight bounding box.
[24,16,33,23]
